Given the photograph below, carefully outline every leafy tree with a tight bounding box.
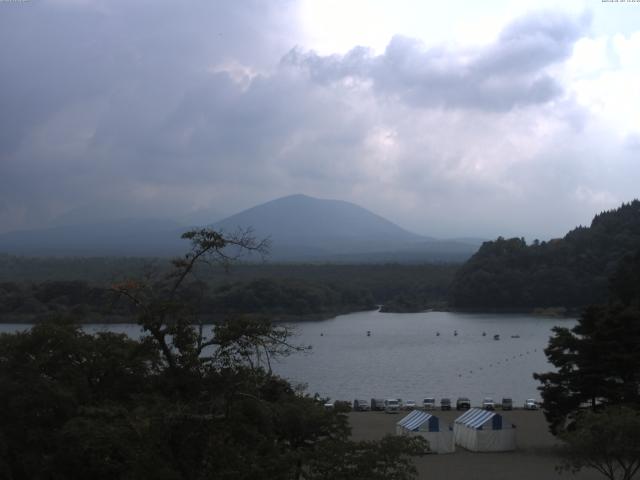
[534,249,640,434]
[0,228,426,479]
[558,406,640,480]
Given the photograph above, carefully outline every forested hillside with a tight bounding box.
[450,200,640,311]
[0,263,457,322]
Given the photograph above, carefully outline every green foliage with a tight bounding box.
[451,200,640,310]
[209,278,375,317]
[0,229,427,479]
[305,435,428,480]
[0,263,458,322]
[534,305,640,433]
[558,406,640,480]
[0,320,161,479]
[534,248,640,434]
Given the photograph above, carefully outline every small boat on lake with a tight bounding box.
[366,330,371,337]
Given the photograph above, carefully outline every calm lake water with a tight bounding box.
[0,310,573,406]
[274,310,573,405]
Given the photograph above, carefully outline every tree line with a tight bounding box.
[0,263,457,322]
[450,200,640,312]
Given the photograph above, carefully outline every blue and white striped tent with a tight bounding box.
[453,408,516,452]
[396,410,454,454]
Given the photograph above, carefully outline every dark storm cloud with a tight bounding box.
[0,0,300,230]
[284,11,590,111]
[0,3,615,239]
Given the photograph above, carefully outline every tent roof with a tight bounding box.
[397,410,435,431]
[455,408,499,429]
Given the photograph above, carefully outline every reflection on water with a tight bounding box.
[0,310,574,406]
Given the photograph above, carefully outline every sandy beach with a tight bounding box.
[349,409,602,480]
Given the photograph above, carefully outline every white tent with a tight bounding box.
[453,408,516,452]
[396,410,455,454]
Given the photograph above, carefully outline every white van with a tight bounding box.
[384,398,400,413]
[422,397,436,410]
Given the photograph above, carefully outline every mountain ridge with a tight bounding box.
[0,194,479,261]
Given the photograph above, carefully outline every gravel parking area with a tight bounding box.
[348,410,602,480]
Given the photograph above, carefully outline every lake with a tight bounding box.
[273,310,573,405]
[0,310,573,406]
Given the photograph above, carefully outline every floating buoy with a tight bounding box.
[436,332,440,336]
[482,332,486,336]
[454,330,458,336]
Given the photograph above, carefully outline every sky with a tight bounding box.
[0,0,639,239]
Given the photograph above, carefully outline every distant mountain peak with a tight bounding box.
[214,194,421,244]
[0,194,479,262]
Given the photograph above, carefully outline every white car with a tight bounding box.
[422,397,436,410]
[404,400,417,410]
[524,399,538,410]
[482,397,496,410]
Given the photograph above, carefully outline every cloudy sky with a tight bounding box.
[1,0,639,239]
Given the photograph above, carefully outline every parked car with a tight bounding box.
[524,399,538,410]
[324,402,334,410]
[371,398,386,411]
[404,400,417,410]
[456,397,471,410]
[440,398,452,410]
[353,399,370,411]
[482,397,495,410]
[422,397,436,410]
[501,398,513,410]
[384,398,400,413]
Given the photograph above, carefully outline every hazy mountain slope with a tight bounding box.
[0,194,479,261]
[0,219,186,256]
[213,194,425,248]
[212,194,478,261]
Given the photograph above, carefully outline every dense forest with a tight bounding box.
[450,200,640,312]
[0,262,457,322]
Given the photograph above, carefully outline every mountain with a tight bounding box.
[0,194,479,261]
[450,200,640,311]
[212,194,477,261]
[213,194,420,254]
